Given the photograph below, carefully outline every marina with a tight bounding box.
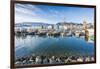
[14,20,95,65]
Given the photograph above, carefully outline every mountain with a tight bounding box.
[15,22,52,27]
[15,22,85,27]
[56,22,82,25]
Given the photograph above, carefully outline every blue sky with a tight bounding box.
[15,3,94,24]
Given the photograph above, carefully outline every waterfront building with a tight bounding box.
[75,31,80,37]
[47,25,53,30]
[83,19,94,41]
[87,28,94,41]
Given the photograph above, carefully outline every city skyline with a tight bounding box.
[15,3,94,24]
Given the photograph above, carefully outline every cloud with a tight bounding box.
[15,4,37,17]
[15,4,44,23]
[15,3,94,24]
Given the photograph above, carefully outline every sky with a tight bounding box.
[15,3,94,24]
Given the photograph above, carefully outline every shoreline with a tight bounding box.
[15,55,94,66]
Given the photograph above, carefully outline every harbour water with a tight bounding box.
[15,35,94,59]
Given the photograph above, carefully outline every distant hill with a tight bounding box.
[15,22,52,27]
[15,22,87,27]
[56,22,82,25]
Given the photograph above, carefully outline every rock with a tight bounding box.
[77,57,83,62]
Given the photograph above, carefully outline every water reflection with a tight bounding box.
[15,35,94,59]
